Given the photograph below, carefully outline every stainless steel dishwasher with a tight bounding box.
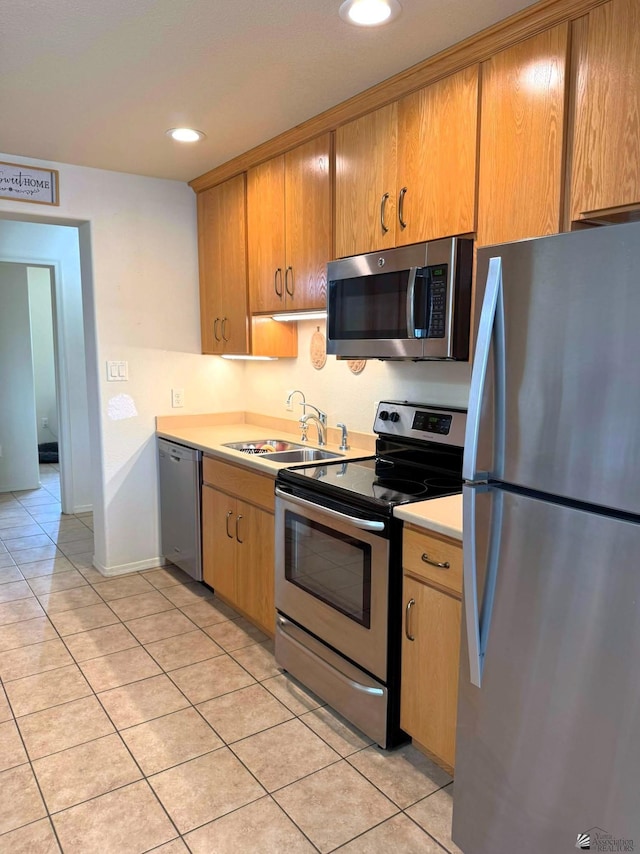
[157,439,202,581]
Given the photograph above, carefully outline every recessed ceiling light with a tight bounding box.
[165,128,206,143]
[339,0,401,27]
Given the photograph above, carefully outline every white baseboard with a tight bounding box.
[92,555,167,577]
[70,504,93,515]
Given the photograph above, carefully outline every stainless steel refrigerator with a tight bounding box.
[453,222,640,854]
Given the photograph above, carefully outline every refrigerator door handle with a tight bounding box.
[463,256,505,482]
[463,484,502,688]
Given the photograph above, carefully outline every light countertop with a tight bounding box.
[157,413,463,540]
[156,413,374,477]
[394,494,463,541]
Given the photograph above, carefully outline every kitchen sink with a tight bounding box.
[265,449,343,463]
[223,439,307,455]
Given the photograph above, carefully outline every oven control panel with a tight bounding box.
[373,401,467,447]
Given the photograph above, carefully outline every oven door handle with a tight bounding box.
[275,487,386,532]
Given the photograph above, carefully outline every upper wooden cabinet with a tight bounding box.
[247,134,332,314]
[477,24,569,247]
[198,174,250,355]
[396,66,479,247]
[335,66,479,258]
[198,174,297,357]
[570,0,640,221]
[335,103,398,257]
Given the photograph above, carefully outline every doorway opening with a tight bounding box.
[0,221,93,517]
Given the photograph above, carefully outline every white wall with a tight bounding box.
[0,151,471,573]
[28,267,58,446]
[0,263,39,491]
[244,320,471,432]
[0,152,244,574]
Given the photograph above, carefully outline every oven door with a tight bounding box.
[275,487,390,681]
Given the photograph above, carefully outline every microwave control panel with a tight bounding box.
[426,264,448,338]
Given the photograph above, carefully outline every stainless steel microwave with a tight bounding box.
[326,237,473,360]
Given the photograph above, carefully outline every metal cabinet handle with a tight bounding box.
[405,598,416,641]
[213,317,221,342]
[235,514,244,544]
[380,192,390,234]
[398,186,407,228]
[225,510,234,539]
[421,552,450,569]
[274,268,283,298]
[285,266,294,297]
[221,317,229,342]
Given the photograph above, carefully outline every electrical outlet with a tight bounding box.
[41,417,48,429]
[0,444,3,458]
[171,388,185,408]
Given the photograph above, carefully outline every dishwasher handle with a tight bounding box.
[157,439,202,462]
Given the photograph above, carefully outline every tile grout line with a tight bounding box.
[0,548,191,848]
[3,490,456,852]
[0,669,68,852]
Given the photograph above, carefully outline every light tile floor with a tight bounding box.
[0,465,462,853]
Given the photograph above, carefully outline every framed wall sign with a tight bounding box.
[0,161,59,206]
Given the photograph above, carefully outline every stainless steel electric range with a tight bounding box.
[274,400,466,748]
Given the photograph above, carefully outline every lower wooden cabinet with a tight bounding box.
[202,457,275,635]
[401,526,462,773]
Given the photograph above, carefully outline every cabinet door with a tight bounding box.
[284,134,332,311]
[397,66,479,245]
[202,485,236,602]
[235,501,275,635]
[335,103,397,257]
[401,575,461,770]
[247,156,286,314]
[477,24,569,246]
[571,0,640,219]
[197,187,223,355]
[217,174,250,354]
[198,175,250,355]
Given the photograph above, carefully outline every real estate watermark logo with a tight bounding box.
[576,826,635,851]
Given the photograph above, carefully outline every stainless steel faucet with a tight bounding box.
[285,389,306,415]
[300,412,327,446]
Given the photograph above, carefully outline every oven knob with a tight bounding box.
[389,412,400,423]
[379,410,389,421]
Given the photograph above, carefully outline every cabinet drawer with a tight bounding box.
[403,527,462,597]
[203,456,275,512]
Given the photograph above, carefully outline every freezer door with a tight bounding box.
[467,221,640,515]
[454,485,640,854]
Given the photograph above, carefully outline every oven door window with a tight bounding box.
[284,511,372,628]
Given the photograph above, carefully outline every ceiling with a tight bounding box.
[1,0,535,184]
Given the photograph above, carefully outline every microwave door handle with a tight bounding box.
[405,266,419,338]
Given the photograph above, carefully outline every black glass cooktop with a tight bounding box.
[279,456,462,509]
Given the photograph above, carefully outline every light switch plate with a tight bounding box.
[171,388,185,408]
[106,360,128,382]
